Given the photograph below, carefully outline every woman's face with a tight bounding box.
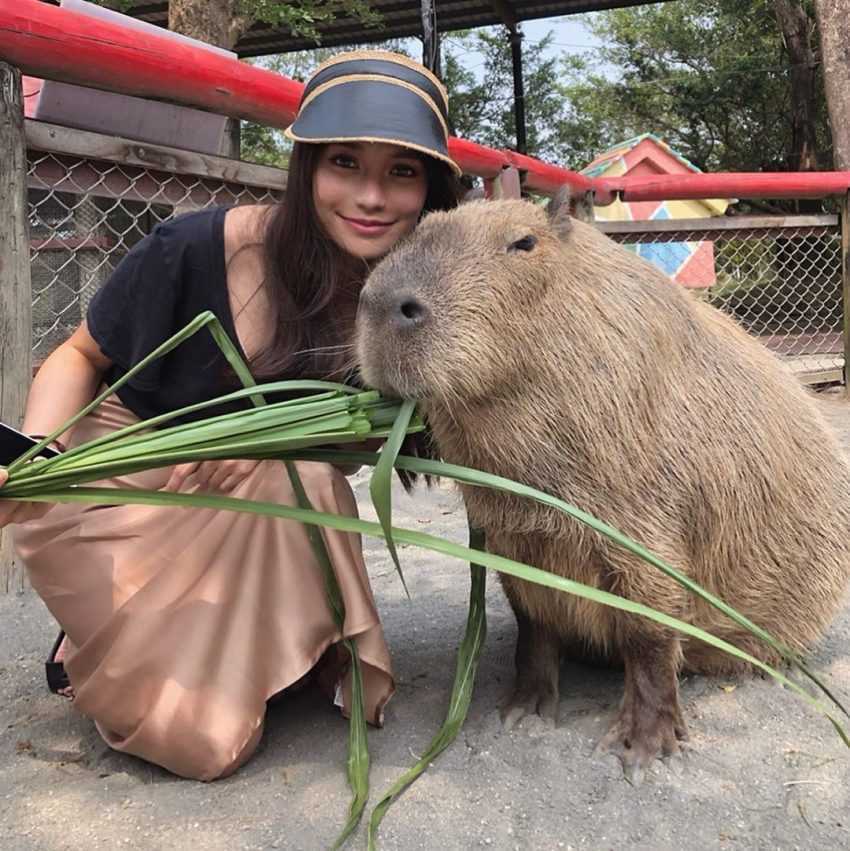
[312,142,429,260]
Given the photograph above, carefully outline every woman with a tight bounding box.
[0,50,462,781]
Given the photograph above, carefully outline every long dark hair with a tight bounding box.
[251,141,462,382]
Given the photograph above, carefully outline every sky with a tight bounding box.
[439,13,605,74]
[422,12,611,82]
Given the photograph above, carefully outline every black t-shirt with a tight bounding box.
[87,206,254,425]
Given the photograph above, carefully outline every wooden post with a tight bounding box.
[842,190,850,387]
[0,63,32,593]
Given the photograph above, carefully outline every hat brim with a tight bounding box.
[284,80,462,177]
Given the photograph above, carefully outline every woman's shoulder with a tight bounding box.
[223,204,277,266]
[155,205,226,241]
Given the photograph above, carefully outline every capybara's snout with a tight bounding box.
[357,274,436,398]
[358,284,431,335]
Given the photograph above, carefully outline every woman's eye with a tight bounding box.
[391,164,421,178]
[508,235,537,252]
[331,154,357,169]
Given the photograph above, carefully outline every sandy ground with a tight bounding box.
[3,392,850,851]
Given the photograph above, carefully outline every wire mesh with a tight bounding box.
[26,146,845,381]
[27,149,283,362]
[603,220,843,380]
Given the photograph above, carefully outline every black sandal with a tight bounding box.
[46,630,71,695]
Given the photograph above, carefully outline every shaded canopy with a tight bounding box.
[123,0,675,58]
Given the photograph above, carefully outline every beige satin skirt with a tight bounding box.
[13,397,394,781]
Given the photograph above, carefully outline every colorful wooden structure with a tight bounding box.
[583,134,732,288]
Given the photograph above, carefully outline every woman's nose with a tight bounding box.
[356,178,387,210]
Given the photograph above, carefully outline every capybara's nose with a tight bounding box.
[360,287,430,332]
[393,291,429,329]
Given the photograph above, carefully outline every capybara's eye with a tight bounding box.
[508,235,537,253]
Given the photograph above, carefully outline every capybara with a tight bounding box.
[355,194,850,780]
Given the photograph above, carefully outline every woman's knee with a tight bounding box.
[100,716,264,782]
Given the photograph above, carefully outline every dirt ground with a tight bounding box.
[2,392,850,851]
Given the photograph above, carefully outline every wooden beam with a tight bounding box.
[0,64,32,593]
[487,0,518,28]
[25,120,288,191]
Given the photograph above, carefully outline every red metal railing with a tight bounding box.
[2,0,850,202]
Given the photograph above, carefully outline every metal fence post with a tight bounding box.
[841,191,850,387]
[0,63,32,593]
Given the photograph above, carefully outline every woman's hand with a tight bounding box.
[163,459,263,494]
[0,468,54,528]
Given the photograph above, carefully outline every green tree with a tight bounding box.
[556,0,831,172]
[441,31,572,163]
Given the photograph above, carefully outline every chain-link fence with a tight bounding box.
[25,140,847,382]
[27,148,285,363]
[601,217,844,381]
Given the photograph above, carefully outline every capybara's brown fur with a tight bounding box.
[355,196,850,777]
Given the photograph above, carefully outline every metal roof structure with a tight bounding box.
[120,1,675,58]
[105,0,675,158]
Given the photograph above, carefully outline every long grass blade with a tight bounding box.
[334,639,370,851]
[208,317,371,849]
[29,382,365,471]
[7,311,226,473]
[290,449,848,719]
[18,485,850,746]
[286,461,369,848]
[369,399,417,599]
[207,307,373,848]
[367,526,488,850]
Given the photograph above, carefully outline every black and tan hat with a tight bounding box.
[284,50,462,177]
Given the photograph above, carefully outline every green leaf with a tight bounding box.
[367,526,487,850]
[369,399,417,599]
[20,485,850,748]
[333,639,370,851]
[18,381,364,472]
[290,449,849,721]
[286,460,369,848]
[6,311,227,473]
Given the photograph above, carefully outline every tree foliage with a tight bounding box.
[555,0,831,172]
[236,0,380,44]
[441,31,572,163]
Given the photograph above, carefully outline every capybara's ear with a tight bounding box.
[546,186,572,239]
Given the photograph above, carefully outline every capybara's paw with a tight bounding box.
[500,682,559,731]
[594,707,688,785]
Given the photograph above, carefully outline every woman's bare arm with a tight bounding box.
[22,321,112,444]
[0,321,111,528]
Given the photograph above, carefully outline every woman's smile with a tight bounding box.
[337,213,398,236]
